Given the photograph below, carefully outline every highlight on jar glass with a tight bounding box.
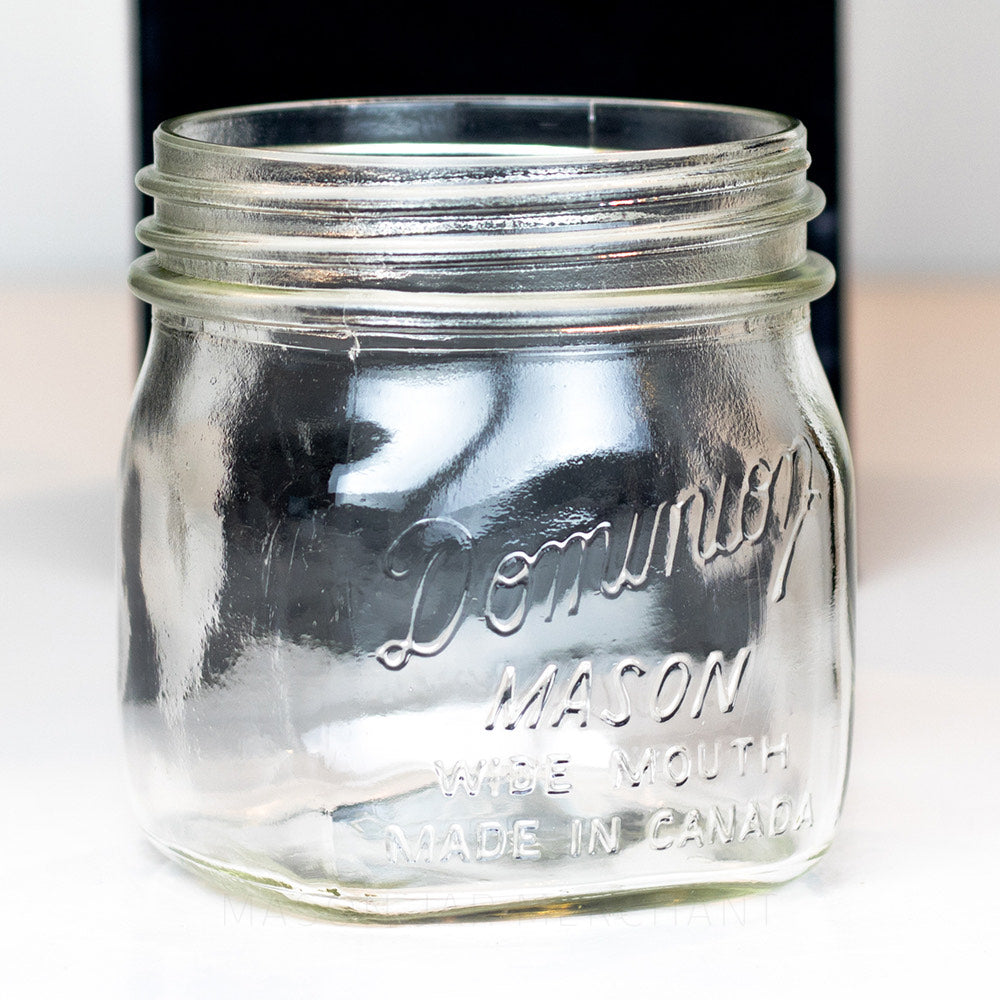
[121,96,855,921]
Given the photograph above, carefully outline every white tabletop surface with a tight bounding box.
[2,280,998,995]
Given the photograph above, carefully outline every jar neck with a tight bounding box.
[132,97,833,324]
[150,304,816,354]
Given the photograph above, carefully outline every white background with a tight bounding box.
[2,1,1000,280]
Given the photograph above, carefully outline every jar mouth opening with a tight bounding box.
[159,96,800,167]
[139,96,825,309]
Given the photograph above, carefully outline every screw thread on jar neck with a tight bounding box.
[132,97,834,328]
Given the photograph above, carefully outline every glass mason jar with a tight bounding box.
[122,97,854,920]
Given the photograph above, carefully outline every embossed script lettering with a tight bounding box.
[374,517,473,670]
[485,436,819,636]
[375,439,820,668]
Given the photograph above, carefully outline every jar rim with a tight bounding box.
[156,95,802,171]
[135,96,830,319]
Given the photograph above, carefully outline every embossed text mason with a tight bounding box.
[122,97,855,920]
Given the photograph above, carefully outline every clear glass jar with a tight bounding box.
[122,97,854,920]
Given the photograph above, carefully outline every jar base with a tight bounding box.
[149,835,827,924]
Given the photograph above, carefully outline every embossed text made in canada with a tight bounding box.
[377,437,821,669]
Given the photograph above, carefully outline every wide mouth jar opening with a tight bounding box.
[160,96,798,163]
[132,96,833,331]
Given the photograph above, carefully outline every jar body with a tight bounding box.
[120,304,853,918]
